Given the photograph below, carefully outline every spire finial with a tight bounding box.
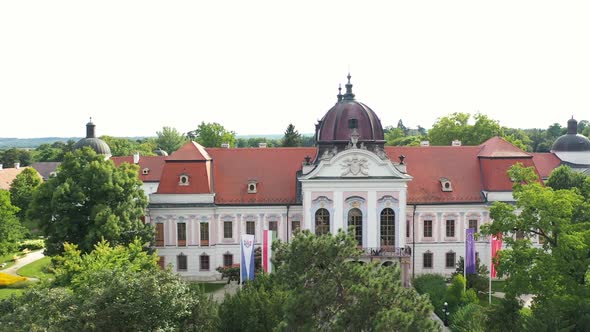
[343,73,355,100]
[337,84,343,102]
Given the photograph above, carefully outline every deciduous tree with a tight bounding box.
[190,122,236,148]
[9,167,42,224]
[0,190,24,255]
[481,164,590,329]
[156,126,187,154]
[28,148,152,255]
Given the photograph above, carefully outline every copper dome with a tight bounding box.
[316,74,384,144]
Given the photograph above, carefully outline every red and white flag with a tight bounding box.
[262,230,276,273]
[491,234,503,278]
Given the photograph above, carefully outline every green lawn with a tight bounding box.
[192,282,226,293]
[0,287,24,299]
[17,257,53,281]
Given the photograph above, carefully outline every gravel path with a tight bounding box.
[1,250,45,277]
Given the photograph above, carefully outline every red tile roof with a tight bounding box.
[111,156,166,182]
[479,158,538,191]
[0,167,39,190]
[168,141,211,161]
[156,162,212,194]
[531,153,561,179]
[477,136,530,158]
[385,146,485,203]
[208,148,317,204]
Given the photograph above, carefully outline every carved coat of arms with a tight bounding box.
[341,156,369,176]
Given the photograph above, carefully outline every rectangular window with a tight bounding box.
[200,223,209,246]
[223,254,233,267]
[269,221,278,233]
[291,221,300,235]
[155,223,164,246]
[224,221,233,239]
[177,223,186,246]
[423,252,433,268]
[445,252,456,268]
[468,219,478,232]
[475,251,479,263]
[446,220,455,237]
[246,221,255,235]
[177,255,187,271]
[423,220,432,237]
[200,255,210,271]
[158,256,165,269]
[406,220,410,238]
[515,231,525,240]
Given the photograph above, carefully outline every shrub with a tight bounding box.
[450,303,487,332]
[216,264,240,284]
[18,239,44,251]
[413,273,447,318]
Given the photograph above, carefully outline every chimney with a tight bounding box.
[133,152,140,164]
[258,143,267,148]
[420,141,430,147]
[452,140,462,146]
[14,162,20,169]
[221,143,230,149]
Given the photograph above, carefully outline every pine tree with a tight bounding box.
[282,124,302,147]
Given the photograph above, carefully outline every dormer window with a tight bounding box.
[440,177,453,192]
[142,168,150,175]
[179,174,189,186]
[247,180,257,194]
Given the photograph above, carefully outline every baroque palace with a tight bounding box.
[72,75,588,284]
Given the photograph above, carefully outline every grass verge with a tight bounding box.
[17,256,53,281]
[191,282,227,293]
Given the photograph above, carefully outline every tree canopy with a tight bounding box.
[481,164,590,329]
[428,112,502,146]
[281,123,302,147]
[27,148,152,255]
[221,230,440,331]
[0,190,24,255]
[156,126,187,154]
[190,122,236,148]
[9,167,42,224]
[0,240,218,331]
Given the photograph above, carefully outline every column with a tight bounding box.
[333,190,343,233]
[398,190,407,247]
[304,190,312,232]
[367,191,377,248]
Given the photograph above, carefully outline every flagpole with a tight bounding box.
[489,234,492,304]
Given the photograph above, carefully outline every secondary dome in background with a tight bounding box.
[551,117,590,152]
[73,118,112,158]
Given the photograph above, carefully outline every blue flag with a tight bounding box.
[240,234,255,283]
[465,228,476,274]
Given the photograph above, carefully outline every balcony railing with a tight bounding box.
[360,246,412,258]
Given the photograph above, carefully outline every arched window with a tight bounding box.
[315,208,330,236]
[348,208,363,246]
[380,208,395,248]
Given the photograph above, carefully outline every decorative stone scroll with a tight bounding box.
[340,156,369,176]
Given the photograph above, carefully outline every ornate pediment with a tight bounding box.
[299,148,413,181]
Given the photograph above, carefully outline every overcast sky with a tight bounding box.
[1,1,589,138]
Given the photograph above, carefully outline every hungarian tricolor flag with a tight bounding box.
[262,230,276,273]
[491,234,503,278]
